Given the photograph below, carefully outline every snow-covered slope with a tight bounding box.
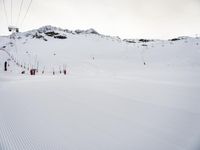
[1,25,200,74]
[0,26,200,150]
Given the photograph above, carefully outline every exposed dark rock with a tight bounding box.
[85,28,99,35]
[123,39,136,43]
[32,32,48,41]
[54,35,67,39]
[43,38,48,41]
[139,39,151,42]
[141,44,148,46]
[64,29,74,34]
[169,38,180,41]
[169,37,188,41]
[75,30,84,34]
[33,32,43,39]
[45,31,59,37]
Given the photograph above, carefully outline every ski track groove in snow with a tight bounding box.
[0,73,200,149]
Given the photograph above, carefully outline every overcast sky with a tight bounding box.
[0,0,200,39]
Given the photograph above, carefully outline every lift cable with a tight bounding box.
[20,0,33,27]
[11,0,12,25]
[2,0,9,26]
[16,0,24,26]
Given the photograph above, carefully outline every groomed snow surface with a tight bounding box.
[0,27,200,150]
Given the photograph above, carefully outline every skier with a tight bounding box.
[63,65,67,75]
[63,69,67,75]
[30,69,36,75]
[4,61,7,71]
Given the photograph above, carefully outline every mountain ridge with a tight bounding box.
[2,25,198,44]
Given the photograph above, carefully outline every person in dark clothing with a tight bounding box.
[4,61,7,71]
[63,69,67,75]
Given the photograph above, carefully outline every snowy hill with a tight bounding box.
[0,25,200,76]
[0,25,200,74]
[0,26,200,150]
